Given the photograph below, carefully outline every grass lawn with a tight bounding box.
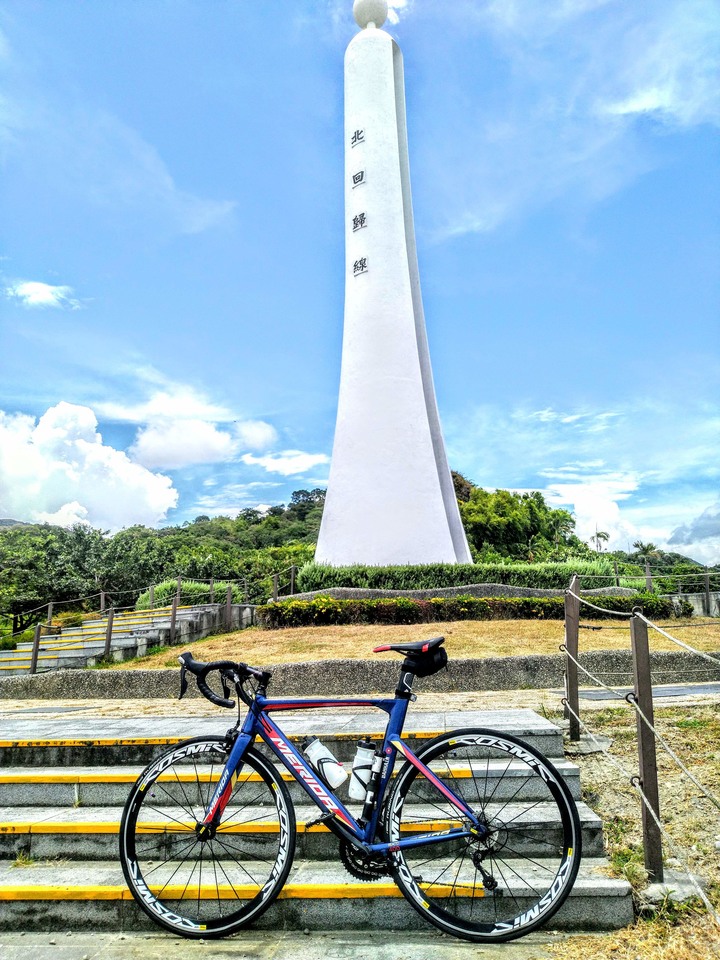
[113,617,720,670]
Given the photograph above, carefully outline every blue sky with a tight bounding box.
[0,0,718,562]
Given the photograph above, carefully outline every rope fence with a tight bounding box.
[562,574,720,922]
[562,699,720,926]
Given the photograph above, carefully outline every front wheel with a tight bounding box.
[120,736,295,938]
[384,727,581,943]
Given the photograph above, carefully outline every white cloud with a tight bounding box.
[669,499,720,547]
[427,0,720,236]
[67,109,236,234]
[0,402,178,530]
[35,500,89,526]
[599,0,720,127]
[194,481,283,517]
[2,76,234,237]
[4,280,82,310]
[234,419,278,450]
[387,1,412,25]
[100,390,230,424]
[130,420,237,470]
[542,468,641,549]
[241,450,330,476]
[446,396,720,560]
[128,415,279,471]
[96,372,279,470]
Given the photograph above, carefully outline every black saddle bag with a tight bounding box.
[404,646,448,678]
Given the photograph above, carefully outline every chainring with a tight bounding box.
[338,838,390,881]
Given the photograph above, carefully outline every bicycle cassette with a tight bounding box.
[338,838,389,881]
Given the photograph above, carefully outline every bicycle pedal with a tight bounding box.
[306,812,336,829]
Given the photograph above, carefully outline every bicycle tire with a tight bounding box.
[383,727,581,942]
[119,736,295,938]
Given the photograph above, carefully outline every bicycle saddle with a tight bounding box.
[373,635,445,655]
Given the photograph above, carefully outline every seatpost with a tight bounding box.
[395,662,416,699]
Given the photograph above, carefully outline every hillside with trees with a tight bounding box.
[0,479,710,636]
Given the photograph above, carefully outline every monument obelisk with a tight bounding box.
[316,0,472,565]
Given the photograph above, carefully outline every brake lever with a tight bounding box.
[178,661,188,701]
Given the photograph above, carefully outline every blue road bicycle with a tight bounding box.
[119,637,581,943]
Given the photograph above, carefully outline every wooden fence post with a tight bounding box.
[630,609,663,882]
[170,596,178,644]
[29,623,42,675]
[272,574,279,602]
[103,607,115,659]
[46,602,54,628]
[209,577,215,604]
[564,574,581,742]
[613,561,620,588]
[149,584,155,610]
[705,569,712,617]
[100,591,106,613]
[290,565,297,595]
[225,584,233,632]
[645,561,653,593]
[243,578,249,603]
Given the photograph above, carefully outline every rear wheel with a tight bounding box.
[120,736,295,938]
[384,728,581,942]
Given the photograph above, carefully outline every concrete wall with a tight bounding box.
[668,591,720,617]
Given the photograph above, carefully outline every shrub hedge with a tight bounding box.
[295,561,646,592]
[257,593,688,629]
[136,579,246,610]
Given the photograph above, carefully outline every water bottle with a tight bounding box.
[349,740,376,801]
[302,737,348,789]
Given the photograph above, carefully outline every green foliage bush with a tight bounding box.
[296,561,646,593]
[52,610,84,628]
[135,579,245,610]
[257,593,684,629]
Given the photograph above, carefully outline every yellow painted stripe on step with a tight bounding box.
[0,881,476,901]
[0,770,285,784]
[0,732,442,749]
[0,819,459,835]
[0,738,182,748]
[0,763,475,787]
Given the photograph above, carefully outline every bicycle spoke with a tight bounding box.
[385,730,581,942]
[121,739,295,936]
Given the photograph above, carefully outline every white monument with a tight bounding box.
[315,0,472,566]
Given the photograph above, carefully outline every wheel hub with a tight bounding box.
[195,821,217,842]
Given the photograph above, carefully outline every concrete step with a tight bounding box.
[0,709,566,765]
[0,757,582,806]
[0,799,604,861]
[0,857,633,932]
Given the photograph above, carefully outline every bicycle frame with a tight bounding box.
[200,693,485,855]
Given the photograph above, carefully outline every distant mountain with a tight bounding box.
[0,519,28,528]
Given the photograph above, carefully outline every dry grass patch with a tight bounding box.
[552,704,720,960]
[552,911,720,960]
[115,618,720,670]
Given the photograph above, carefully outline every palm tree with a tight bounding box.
[632,540,658,557]
[591,530,610,552]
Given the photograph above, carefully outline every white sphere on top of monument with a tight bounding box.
[353,0,388,29]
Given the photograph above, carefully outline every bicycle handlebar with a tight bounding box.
[178,652,270,709]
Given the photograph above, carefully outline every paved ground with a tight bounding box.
[0,929,583,959]
[0,683,717,728]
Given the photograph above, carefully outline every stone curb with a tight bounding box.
[1,649,718,699]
